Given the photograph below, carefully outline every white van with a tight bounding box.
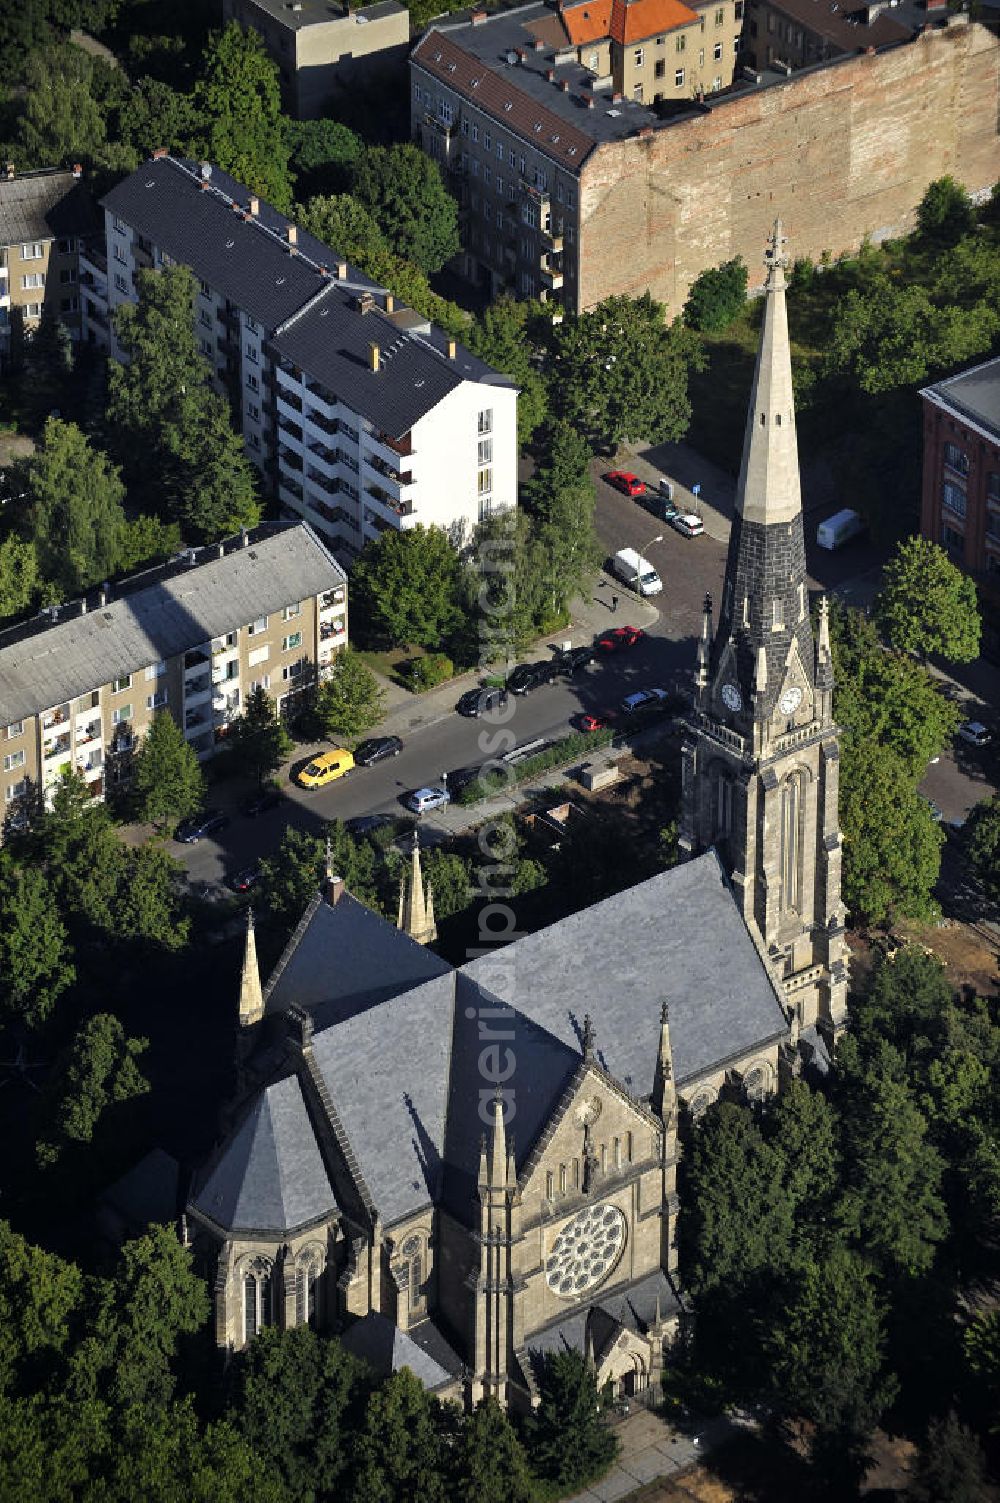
[816,509,865,550]
[612,547,663,596]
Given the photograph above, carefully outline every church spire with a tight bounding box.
[237,908,264,1029]
[397,831,437,946]
[652,1000,676,1123]
[695,593,713,706]
[735,218,800,529]
[489,1086,507,1187]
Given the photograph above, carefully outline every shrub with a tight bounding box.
[406,653,454,691]
[456,728,614,805]
[683,257,748,332]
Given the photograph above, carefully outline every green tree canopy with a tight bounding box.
[349,1367,448,1503]
[451,1398,538,1503]
[11,46,121,173]
[352,144,460,276]
[131,712,206,831]
[917,176,977,248]
[0,535,39,621]
[20,418,128,597]
[0,853,74,1030]
[966,794,1000,905]
[228,686,292,787]
[296,192,387,261]
[468,299,552,447]
[524,1349,618,1489]
[36,1013,149,1168]
[876,536,981,663]
[522,420,601,622]
[286,118,363,198]
[422,850,472,920]
[191,23,292,211]
[683,256,748,332]
[351,526,464,649]
[0,1220,84,1398]
[314,651,386,741]
[838,746,944,924]
[550,293,701,450]
[907,1412,992,1503]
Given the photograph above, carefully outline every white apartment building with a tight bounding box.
[94,154,518,563]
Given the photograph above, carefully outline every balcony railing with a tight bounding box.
[44,734,72,760]
[41,705,70,732]
[184,647,211,669]
[321,587,347,610]
[364,451,413,487]
[278,445,303,473]
[365,484,413,519]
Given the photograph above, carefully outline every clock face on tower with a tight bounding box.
[545,1203,626,1299]
[721,682,742,712]
[779,686,803,715]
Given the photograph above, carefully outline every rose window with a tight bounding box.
[545,1203,626,1298]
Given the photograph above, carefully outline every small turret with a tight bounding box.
[652,1000,676,1124]
[237,908,264,1029]
[582,1012,595,1061]
[489,1087,507,1188]
[397,831,437,946]
[695,593,713,706]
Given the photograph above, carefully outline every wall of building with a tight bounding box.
[920,395,1000,583]
[577,18,998,314]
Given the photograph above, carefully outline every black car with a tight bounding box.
[227,865,261,893]
[354,735,403,766]
[446,763,488,795]
[507,661,555,696]
[175,809,230,843]
[345,813,396,837]
[552,645,595,676]
[242,786,282,817]
[457,686,508,717]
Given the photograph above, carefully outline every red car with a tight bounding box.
[595,625,645,653]
[577,711,615,733]
[604,470,646,498]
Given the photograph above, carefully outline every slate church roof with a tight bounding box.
[189,850,788,1238]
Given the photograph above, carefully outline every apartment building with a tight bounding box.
[95,154,517,563]
[0,164,100,363]
[0,522,347,821]
[221,0,410,119]
[920,356,1000,657]
[742,0,909,73]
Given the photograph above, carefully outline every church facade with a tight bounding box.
[186,221,845,1408]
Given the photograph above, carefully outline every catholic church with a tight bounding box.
[186,222,848,1409]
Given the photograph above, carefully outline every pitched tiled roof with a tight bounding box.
[764,0,910,49]
[0,169,99,250]
[608,0,698,41]
[340,1310,460,1389]
[560,0,614,44]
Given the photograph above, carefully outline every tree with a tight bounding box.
[351,526,464,649]
[350,1367,448,1503]
[963,1310,1000,1434]
[422,850,472,920]
[907,1413,992,1503]
[550,293,702,451]
[119,77,201,161]
[191,23,292,212]
[36,1013,149,1168]
[876,536,980,663]
[286,118,363,198]
[117,514,184,575]
[524,1349,618,1490]
[917,177,976,248]
[838,745,944,924]
[257,827,327,928]
[0,854,74,1030]
[683,257,748,333]
[0,1221,84,1397]
[227,1326,366,1500]
[12,46,120,174]
[823,277,940,395]
[296,192,388,261]
[451,1398,537,1503]
[314,651,386,740]
[21,306,73,421]
[20,419,127,597]
[764,1243,896,1489]
[468,300,551,447]
[0,535,39,620]
[352,144,460,276]
[228,687,292,787]
[966,794,1000,904]
[523,421,601,621]
[131,712,205,831]
[163,395,262,542]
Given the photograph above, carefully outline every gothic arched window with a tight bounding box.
[399,1234,424,1313]
[295,1254,322,1327]
[242,1256,273,1344]
[780,772,804,913]
[715,772,734,838]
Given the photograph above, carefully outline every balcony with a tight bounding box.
[540,226,564,252]
[367,428,413,472]
[306,465,340,499]
[306,438,340,471]
[276,385,304,417]
[184,708,211,732]
[279,478,305,506]
[41,704,70,733]
[540,258,564,291]
[363,451,413,488]
[321,587,347,611]
[304,405,341,438]
[184,675,211,700]
[76,749,103,774]
[184,646,211,669]
[364,485,414,520]
[76,719,102,746]
[44,733,72,760]
[278,444,304,473]
[320,617,347,643]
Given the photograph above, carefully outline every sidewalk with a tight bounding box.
[564,1406,752,1503]
[372,577,661,745]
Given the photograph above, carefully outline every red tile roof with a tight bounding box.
[560,0,614,45]
[608,0,699,42]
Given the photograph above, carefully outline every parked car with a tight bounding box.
[242,786,282,817]
[603,470,646,498]
[576,711,615,733]
[957,720,992,748]
[227,865,261,893]
[446,764,488,795]
[507,660,555,695]
[296,748,354,788]
[457,685,508,717]
[553,645,595,676]
[640,491,680,523]
[670,512,705,538]
[175,809,230,844]
[595,625,645,653]
[345,813,397,837]
[620,687,671,714]
[403,786,451,815]
[354,735,403,766]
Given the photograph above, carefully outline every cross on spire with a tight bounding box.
[764,217,789,277]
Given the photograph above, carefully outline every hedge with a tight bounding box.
[455,727,615,806]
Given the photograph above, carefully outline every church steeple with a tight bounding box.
[735,219,801,529]
[397,831,437,946]
[237,908,264,1029]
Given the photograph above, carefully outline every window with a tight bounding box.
[546,1170,554,1199]
[243,1259,272,1344]
[199,339,212,357]
[497,175,504,194]
[245,343,259,364]
[944,442,969,475]
[634,46,644,64]
[59,268,77,284]
[772,598,784,629]
[112,675,131,692]
[735,0,743,14]
[248,431,260,450]
[114,273,129,294]
[484,166,492,187]
[246,316,258,335]
[985,512,1000,541]
[655,58,666,77]
[478,409,493,436]
[614,1137,621,1168]
[439,99,453,124]
[247,372,259,393]
[248,645,270,667]
[470,158,479,179]
[497,141,504,159]
[508,148,516,167]
[713,75,722,89]
[23,303,41,318]
[471,123,478,142]
[3,750,25,772]
[522,200,538,228]
[199,279,211,297]
[112,217,126,235]
[199,309,212,329]
[113,243,127,265]
[626,1131,633,1162]
[247,402,260,422]
[21,273,44,290]
[282,661,305,681]
[145,662,166,681]
[283,602,301,620]
[942,522,964,553]
[675,67,685,85]
[484,130,492,149]
[5,780,27,803]
[676,32,686,50]
[559,1163,567,1194]
[942,480,967,518]
[146,689,168,710]
[112,705,132,724]
[780,773,803,912]
[6,722,23,739]
[988,472,1000,501]
[633,83,643,101]
[461,118,469,136]
[478,438,493,465]
[295,1259,320,1327]
[21,242,43,260]
[715,5,724,20]
[699,46,705,63]
[248,675,270,693]
[247,615,268,635]
[714,41,723,58]
[282,632,303,652]
[477,468,493,497]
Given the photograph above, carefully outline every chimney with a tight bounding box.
[336,259,348,278]
[384,292,394,313]
[545,66,555,80]
[286,224,298,247]
[561,77,570,91]
[327,872,344,905]
[637,125,654,139]
[585,93,595,107]
[446,337,457,359]
[151,147,168,159]
[72,163,82,179]
[241,527,249,548]
[80,598,87,616]
[249,195,260,216]
[534,37,545,49]
[217,541,225,557]
[612,90,624,102]
[369,342,380,373]
[516,47,527,61]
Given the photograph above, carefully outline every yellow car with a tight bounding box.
[296,748,355,788]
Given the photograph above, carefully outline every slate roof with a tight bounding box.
[191,1074,338,1235]
[0,169,99,249]
[462,850,789,1093]
[524,1267,680,1374]
[0,522,344,726]
[923,355,1000,444]
[340,1310,460,1389]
